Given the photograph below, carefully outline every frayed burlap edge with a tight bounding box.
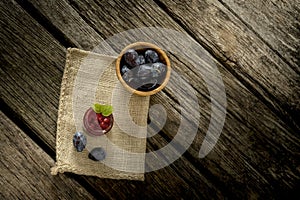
[51,48,148,181]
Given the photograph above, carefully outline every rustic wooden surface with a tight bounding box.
[0,111,95,199]
[0,0,299,199]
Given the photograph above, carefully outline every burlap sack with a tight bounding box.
[51,48,149,180]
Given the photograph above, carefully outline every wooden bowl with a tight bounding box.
[116,42,171,96]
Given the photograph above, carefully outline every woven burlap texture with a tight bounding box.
[51,48,149,181]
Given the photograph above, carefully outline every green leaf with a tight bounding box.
[101,105,113,116]
[92,103,113,116]
[92,103,102,113]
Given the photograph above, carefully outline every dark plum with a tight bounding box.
[137,63,166,79]
[121,65,130,74]
[88,147,106,161]
[140,79,158,90]
[138,55,146,65]
[145,49,159,63]
[124,49,139,67]
[137,63,153,80]
[123,70,134,83]
[72,132,87,152]
[152,62,166,77]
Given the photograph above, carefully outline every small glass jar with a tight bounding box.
[83,107,113,136]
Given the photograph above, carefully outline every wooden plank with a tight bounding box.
[154,0,299,130]
[150,67,300,198]
[0,111,95,199]
[19,0,298,198]
[1,0,299,198]
[0,0,65,150]
[0,1,127,199]
[16,0,114,54]
[63,0,300,198]
[0,1,225,199]
[145,126,225,199]
[219,0,300,73]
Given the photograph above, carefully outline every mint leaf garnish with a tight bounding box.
[92,103,113,116]
[92,103,102,113]
[101,105,113,116]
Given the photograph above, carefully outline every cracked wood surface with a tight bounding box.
[0,0,299,199]
[0,111,95,200]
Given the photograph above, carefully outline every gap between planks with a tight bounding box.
[1,0,298,198]
[0,0,227,198]
[0,111,97,199]
[152,0,299,132]
[217,0,299,74]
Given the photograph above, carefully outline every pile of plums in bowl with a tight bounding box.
[116,42,171,96]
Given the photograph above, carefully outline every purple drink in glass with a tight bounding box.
[83,107,113,136]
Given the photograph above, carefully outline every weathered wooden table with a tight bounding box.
[1,0,299,199]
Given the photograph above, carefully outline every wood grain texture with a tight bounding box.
[0,111,95,200]
[155,0,300,130]
[16,0,113,54]
[0,1,225,199]
[0,1,116,198]
[219,0,300,72]
[63,0,300,198]
[1,0,299,199]
[0,0,65,150]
